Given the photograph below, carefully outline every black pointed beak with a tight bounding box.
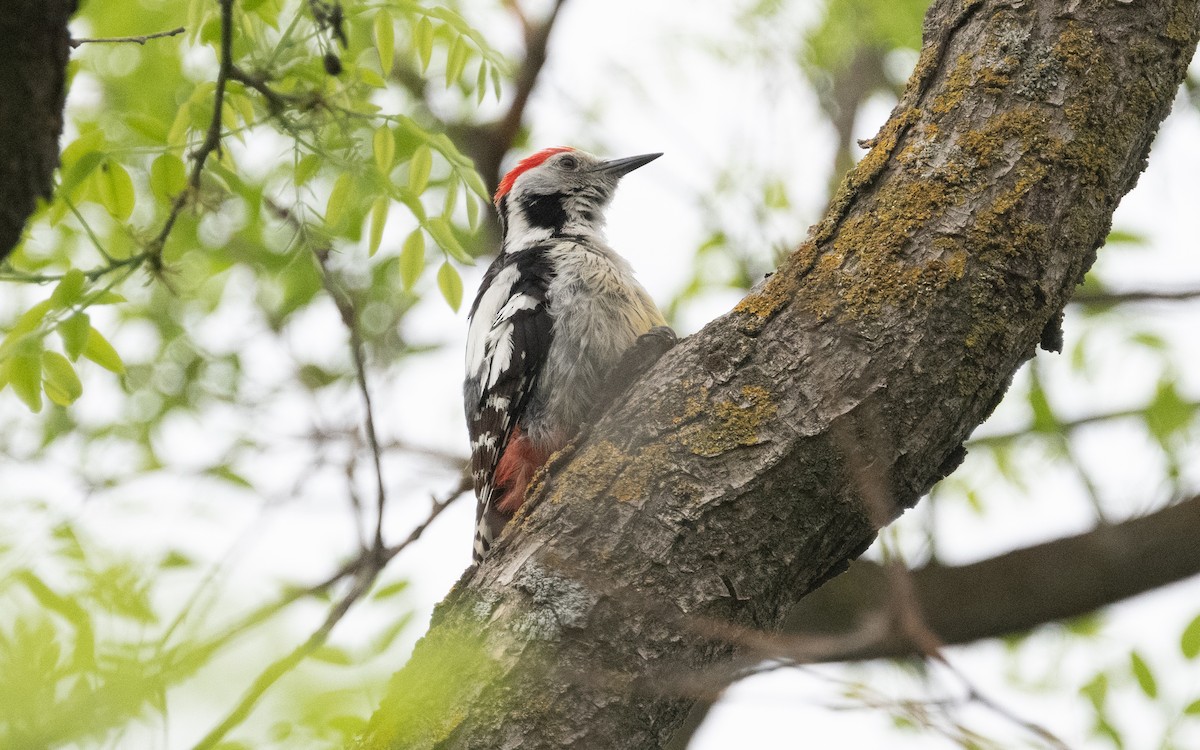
[593,152,662,177]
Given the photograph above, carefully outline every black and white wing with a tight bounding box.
[463,250,553,562]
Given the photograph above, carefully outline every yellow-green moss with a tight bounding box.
[545,439,626,507]
[680,385,777,457]
[611,444,671,503]
[1165,2,1199,44]
[672,381,710,426]
[930,53,976,115]
[732,260,800,323]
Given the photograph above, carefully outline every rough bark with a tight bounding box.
[0,0,75,261]
[359,1,1200,748]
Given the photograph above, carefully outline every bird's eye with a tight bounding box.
[558,154,579,170]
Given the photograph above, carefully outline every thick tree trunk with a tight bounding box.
[358,1,1200,747]
[0,0,75,261]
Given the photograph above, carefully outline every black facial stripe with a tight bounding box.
[520,193,568,231]
[496,194,509,238]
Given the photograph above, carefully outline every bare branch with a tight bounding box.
[185,478,467,750]
[968,400,1200,448]
[145,0,235,273]
[1072,287,1200,305]
[69,26,185,48]
[312,247,391,550]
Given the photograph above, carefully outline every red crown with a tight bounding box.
[494,147,575,205]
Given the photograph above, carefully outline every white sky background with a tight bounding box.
[5,1,1200,748]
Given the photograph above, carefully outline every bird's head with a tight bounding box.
[493,147,661,249]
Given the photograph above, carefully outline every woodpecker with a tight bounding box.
[464,147,670,562]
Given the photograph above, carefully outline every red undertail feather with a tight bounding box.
[494,147,575,205]
[492,427,554,516]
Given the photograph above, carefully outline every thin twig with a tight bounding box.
[228,64,306,113]
[69,27,185,48]
[832,423,1070,750]
[185,480,465,750]
[146,0,235,270]
[1073,288,1200,305]
[968,400,1200,448]
[298,231,390,551]
[191,558,381,750]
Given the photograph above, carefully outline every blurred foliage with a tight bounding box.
[0,0,507,746]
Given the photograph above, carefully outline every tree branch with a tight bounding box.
[1072,287,1200,305]
[0,0,74,261]
[456,0,568,192]
[359,1,1200,747]
[785,493,1200,660]
[145,0,234,272]
[667,493,1200,747]
[69,26,184,48]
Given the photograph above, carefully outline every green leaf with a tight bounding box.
[150,153,188,202]
[374,126,396,173]
[1145,380,1196,447]
[437,262,462,311]
[1105,229,1148,246]
[368,196,389,258]
[415,18,434,71]
[205,465,253,489]
[461,167,490,203]
[6,341,44,412]
[408,146,432,195]
[443,175,459,217]
[295,154,321,186]
[58,313,90,361]
[476,61,488,104]
[490,64,503,101]
[445,36,468,87]
[1131,331,1168,351]
[1079,673,1108,712]
[426,217,471,263]
[375,9,395,74]
[41,351,83,406]
[359,67,387,88]
[1093,718,1124,749]
[372,580,410,600]
[167,101,193,147]
[50,269,87,308]
[160,550,194,569]
[6,300,53,342]
[1182,613,1200,659]
[84,326,125,375]
[61,129,106,173]
[89,290,127,305]
[325,172,354,227]
[60,131,108,198]
[399,230,425,290]
[94,159,136,221]
[1028,376,1057,434]
[311,645,353,666]
[466,194,480,230]
[1130,650,1157,698]
[1185,698,1200,716]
